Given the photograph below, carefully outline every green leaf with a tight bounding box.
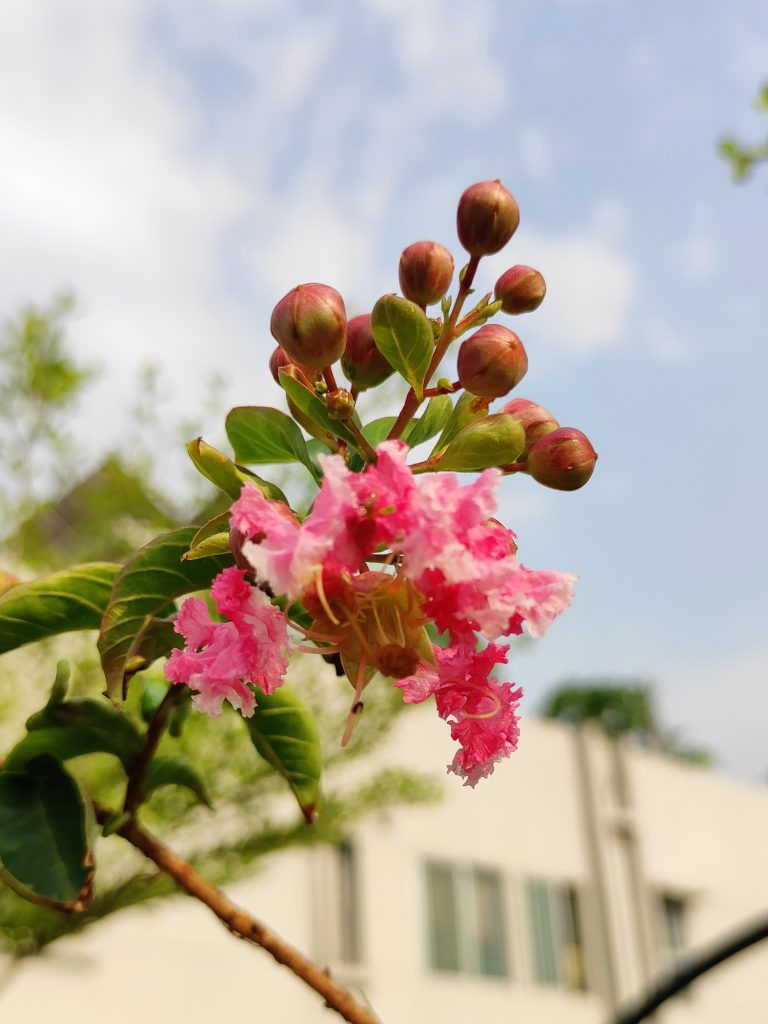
[98,528,231,705]
[279,367,363,453]
[0,562,120,655]
[371,294,433,400]
[226,406,320,483]
[5,698,144,772]
[404,394,453,447]
[186,438,287,503]
[362,416,397,447]
[245,686,322,823]
[0,756,93,911]
[431,391,491,454]
[142,755,212,808]
[437,413,526,472]
[184,531,231,561]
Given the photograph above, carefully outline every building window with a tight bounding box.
[336,841,362,963]
[527,881,588,991]
[425,862,509,977]
[658,894,686,960]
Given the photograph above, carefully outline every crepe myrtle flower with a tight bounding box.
[166,442,575,783]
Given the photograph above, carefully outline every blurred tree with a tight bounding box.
[540,680,712,764]
[0,298,441,970]
[0,293,94,529]
[719,82,768,181]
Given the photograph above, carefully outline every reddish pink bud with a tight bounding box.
[499,397,560,457]
[269,346,314,386]
[340,313,395,391]
[270,283,347,371]
[457,324,528,398]
[494,265,546,314]
[457,180,520,257]
[398,241,455,306]
[527,428,597,491]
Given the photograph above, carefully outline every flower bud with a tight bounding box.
[398,241,454,306]
[341,313,395,391]
[527,428,597,491]
[270,283,347,371]
[456,180,520,257]
[499,397,559,457]
[457,324,528,398]
[438,413,525,472]
[494,265,546,314]
[326,388,356,422]
[269,346,314,386]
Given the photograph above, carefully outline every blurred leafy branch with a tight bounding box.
[0,297,441,964]
[719,82,768,182]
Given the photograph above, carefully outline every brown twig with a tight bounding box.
[94,806,380,1024]
[123,686,183,817]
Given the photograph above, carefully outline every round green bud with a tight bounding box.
[341,313,395,391]
[270,283,347,371]
[398,241,455,306]
[456,180,520,257]
[457,324,528,398]
[527,427,598,491]
[494,265,546,314]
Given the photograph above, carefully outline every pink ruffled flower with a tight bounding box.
[231,441,418,598]
[165,567,289,717]
[396,642,522,786]
[399,469,575,640]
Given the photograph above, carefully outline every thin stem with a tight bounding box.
[344,418,378,462]
[123,686,183,817]
[500,461,529,475]
[387,255,481,440]
[322,366,339,392]
[94,806,381,1024]
[423,380,460,398]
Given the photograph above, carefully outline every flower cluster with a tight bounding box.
[169,442,574,784]
[167,179,597,786]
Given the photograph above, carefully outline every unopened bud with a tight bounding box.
[270,283,347,371]
[340,313,395,391]
[326,388,356,422]
[269,346,314,386]
[527,428,597,491]
[457,324,528,398]
[494,265,546,314]
[499,397,559,457]
[457,180,520,257]
[398,241,455,306]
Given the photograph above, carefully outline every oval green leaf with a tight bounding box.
[431,390,491,455]
[226,406,320,483]
[404,394,453,447]
[437,413,526,472]
[0,756,94,912]
[186,438,287,503]
[245,686,323,824]
[0,562,120,656]
[5,698,145,773]
[371,294,433,400]
[98,528,232,705]
[142,755,212,808]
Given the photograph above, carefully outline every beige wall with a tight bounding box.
[3,710,768,1023]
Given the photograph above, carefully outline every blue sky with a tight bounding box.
[1,0,767,777]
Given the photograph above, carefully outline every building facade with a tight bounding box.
[3,710,768,1023]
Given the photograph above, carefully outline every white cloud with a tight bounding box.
[486,223,637,354]
[645,318,687,363]
[0,1,251,453]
